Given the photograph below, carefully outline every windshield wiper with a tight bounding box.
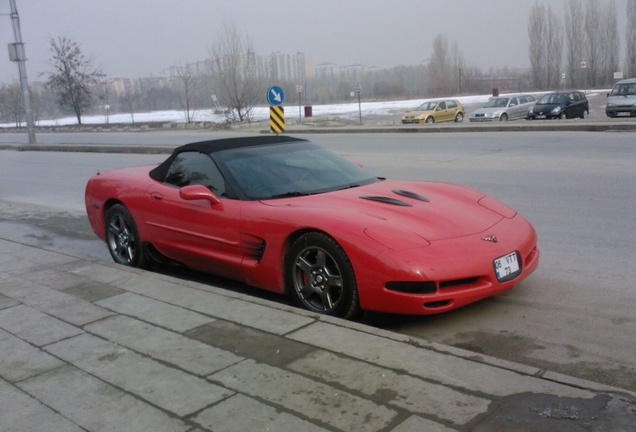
[266,191,309,199]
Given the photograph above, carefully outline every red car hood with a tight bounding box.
[261,179,511,242]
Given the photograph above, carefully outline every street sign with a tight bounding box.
[267,85,285,106]
[270,106,285,133]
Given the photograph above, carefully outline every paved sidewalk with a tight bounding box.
[1,237,635,431]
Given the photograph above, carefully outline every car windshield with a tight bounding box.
[484,98,509,108]
[416,102,438,111]
[213,141,379,200]
[538,94,565,104]
[610,83,636,96]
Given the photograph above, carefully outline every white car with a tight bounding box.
[469,95,536,122]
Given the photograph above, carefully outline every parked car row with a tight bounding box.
[400,83,636,124]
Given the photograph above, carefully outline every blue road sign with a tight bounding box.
[267,85,285,106]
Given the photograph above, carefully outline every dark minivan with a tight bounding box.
[527,91,589,120]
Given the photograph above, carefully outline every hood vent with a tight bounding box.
[392,189,430,202]
[359,196,412,207]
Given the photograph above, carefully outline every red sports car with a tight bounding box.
[85,136,539,319]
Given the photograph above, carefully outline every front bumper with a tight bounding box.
[606,107,636,117]
[354,215,539,315]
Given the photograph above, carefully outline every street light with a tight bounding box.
[7,0,36,144]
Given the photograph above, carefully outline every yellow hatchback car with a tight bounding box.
[401,99,465,124]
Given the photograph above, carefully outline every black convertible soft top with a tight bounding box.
[149,135,308,182]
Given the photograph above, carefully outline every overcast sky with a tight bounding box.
[0,0,629,85]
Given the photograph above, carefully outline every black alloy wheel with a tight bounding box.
[286,232,360,319]
[105,204,150,268]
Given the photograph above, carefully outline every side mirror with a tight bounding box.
[179,184,222,205]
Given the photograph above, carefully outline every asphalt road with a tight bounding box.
[1,130,635,393]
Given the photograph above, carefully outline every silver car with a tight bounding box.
[469,95,536,122]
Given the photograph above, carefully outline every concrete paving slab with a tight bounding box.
[0,379,84,432]
[289,321,595,399]
[186,320,316,367]
[287,349,490,425]
[0,293,18,310]
[46,333,234,417]
[192,394,330,432]
[10,287,113,326]
[61,280,126,302]
[96,292,214,332]
[85,315,243,376]
[0,328,64,382]
[112,272,315,334]
[11,265,89,291]
[17,365,190,432]
[210,359,399,432]
[59,259,141,285]
[0,304,83,346]
[390,415,460,432]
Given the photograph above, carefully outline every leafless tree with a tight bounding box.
[208,20,264,122]
[601,0,620,84]
[545,6,564,88]
[44,36,104,124]
[0,81,23,126]
[528,4,562,89]
[583,0,603,87]
[528,3,547,89]
[175,64,199,123]
[120,80,140,124]
[625,0,636,77]
[427,34,466,96]
[565,0,586,87]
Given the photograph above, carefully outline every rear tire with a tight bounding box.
[286,232,360,319]
[105,204,151,269]
[454,112,464,122]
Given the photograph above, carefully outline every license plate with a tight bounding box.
[494,252,521,281]
[617,112,631,117]
[536,115,546,119]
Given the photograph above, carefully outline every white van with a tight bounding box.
[606,78,636,117]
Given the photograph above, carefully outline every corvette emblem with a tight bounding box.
[482,235,498,243]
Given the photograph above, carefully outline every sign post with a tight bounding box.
[267,85,285,134]
[355,83,362,125]
[296,85,303,124]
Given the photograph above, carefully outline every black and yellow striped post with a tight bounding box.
[269,106,285,134]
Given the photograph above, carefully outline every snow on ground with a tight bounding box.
[1,91,606,128]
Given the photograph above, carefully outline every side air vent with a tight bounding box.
[243,239,266,262]
[359,196,412,207]
[392,189,430,202]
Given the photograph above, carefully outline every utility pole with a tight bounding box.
[8,0,36,144]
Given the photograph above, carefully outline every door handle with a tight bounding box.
[150,192,163,200]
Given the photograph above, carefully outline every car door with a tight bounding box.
[142,151,245,280]
[436,101,448,122]
[446,100,458,121]
[565,92,578,118]
[508,97,520,119]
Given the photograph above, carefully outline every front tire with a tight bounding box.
[425,116,435,124]
[499,113,508,121]
[105,204,151,269]
[286,232,360,319]
[559,112,567,120]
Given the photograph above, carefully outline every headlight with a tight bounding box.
[607,103,616,108]
[551,107,562,114]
